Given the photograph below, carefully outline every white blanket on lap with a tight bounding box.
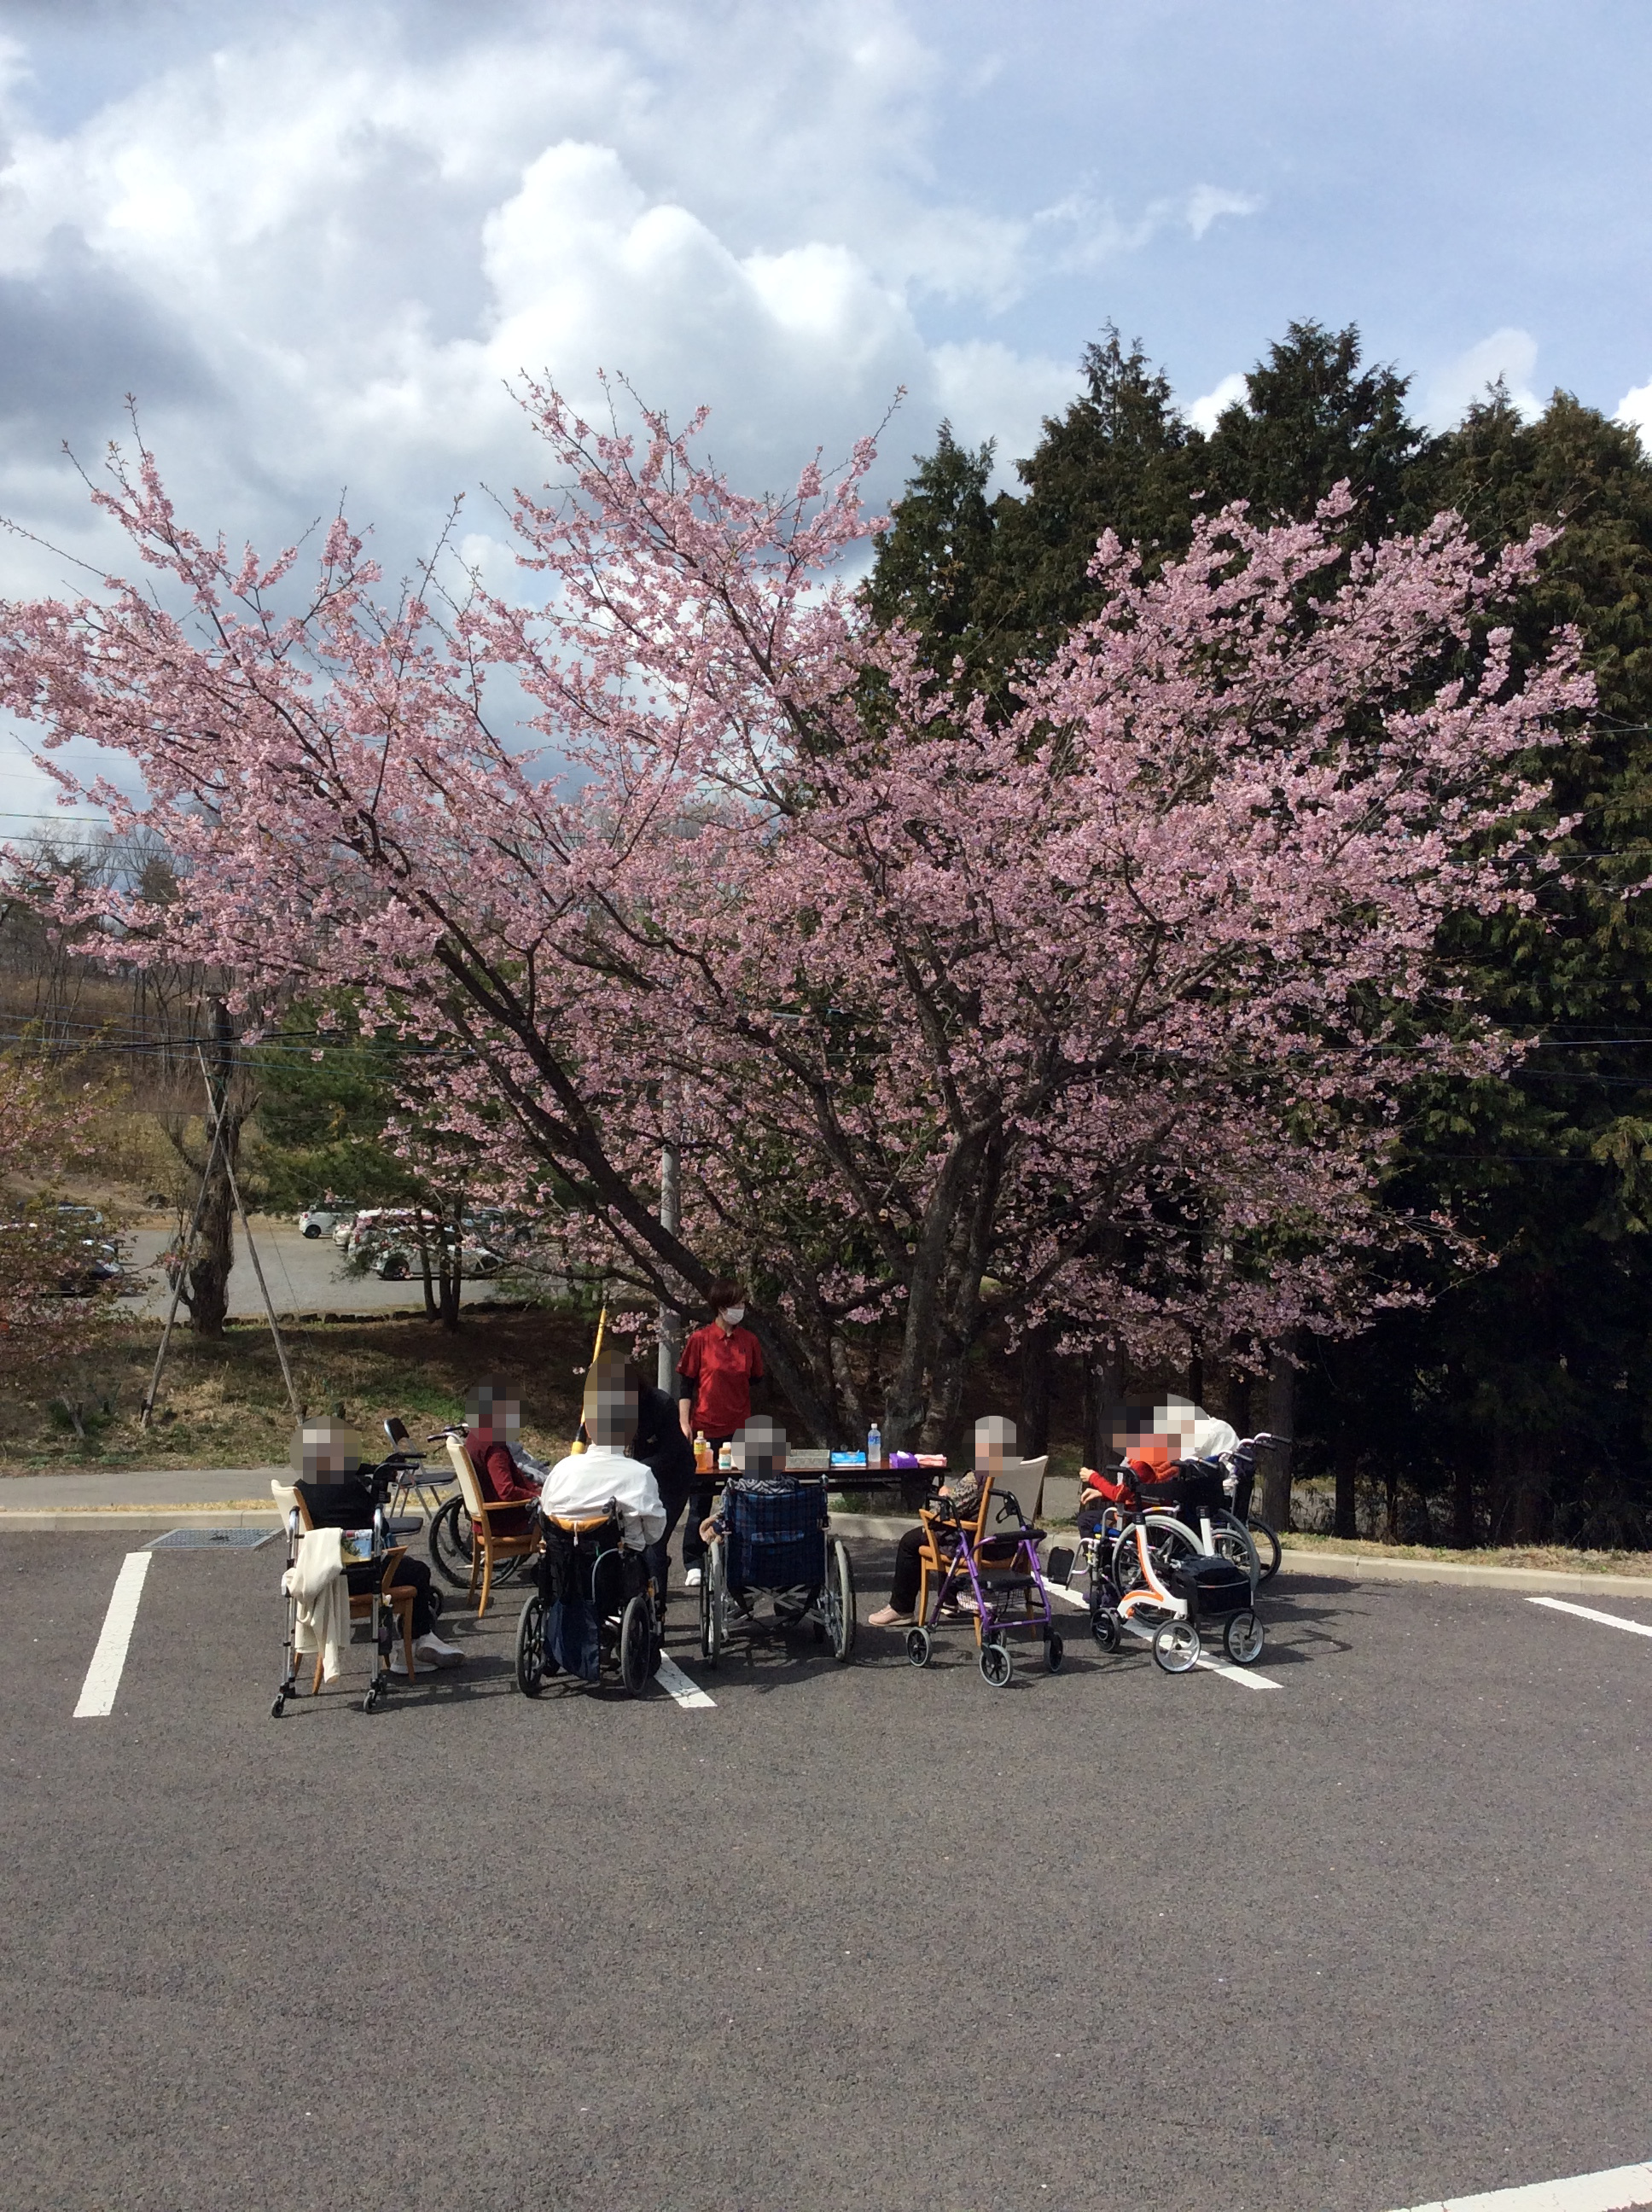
[282,1528,351,1682]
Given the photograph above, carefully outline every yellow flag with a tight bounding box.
[568,1304,607,1453]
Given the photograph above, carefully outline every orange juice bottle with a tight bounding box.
[694,1429,712,1475]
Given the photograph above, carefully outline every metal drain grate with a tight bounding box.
[146,1527,279,1551]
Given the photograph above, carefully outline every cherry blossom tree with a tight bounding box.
[0,387,1591,1443]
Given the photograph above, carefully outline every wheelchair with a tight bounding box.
[1085,1493,1264,1674]
[514,1508,661,1698]
[700,1476,856,1666]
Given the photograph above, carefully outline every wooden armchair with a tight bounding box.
[445,1435,541,1618]
[293,1481,416,1688]
[916,1474,996,1636]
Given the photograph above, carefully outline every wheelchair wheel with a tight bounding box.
[905,1625,931,1668]
[1224,1610,1265,1666]
[1091,1607,1121,1653]
[428,1495,474,1587]
[426,1586,444,1621]
[823,1537,857,1662]
[515,1593,544,1697]
[1248,1514,1283,1582]
[980,1637,1013,1688]
[1152,1620,1201,1674]
[1213,1512,1261,1593]
[700,1541,725,1667]
[1046,1631,1064,1674]
[620,1593,653,1697]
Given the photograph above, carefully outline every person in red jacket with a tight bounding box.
[676,1279,765,1587]
[463,1380,546,1537]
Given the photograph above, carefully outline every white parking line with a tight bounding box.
[73,1551,152,1718]
[654,1654,715,1708]
[1046,1577,1282,1687]
[1193,1655,1282,1690]
[1384,2152,1652,2210]
[1528,1596,1652,1641]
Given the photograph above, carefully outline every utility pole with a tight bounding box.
[657,1132,681,1395]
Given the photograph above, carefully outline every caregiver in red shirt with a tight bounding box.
[675,1278,765,1587]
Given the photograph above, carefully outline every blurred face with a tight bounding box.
[467,1387,520,1440]
[733,1416,786,1475]
[294,1419,361,1479]
[589,1379,638,1450]
[973,1415,1016,1475]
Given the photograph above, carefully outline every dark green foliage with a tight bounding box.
[869,320,1652,1545]
[1205,318,1434,538]
[1303,389,1652,1544]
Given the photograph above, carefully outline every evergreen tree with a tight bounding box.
[1302,389,1652,1545]
[1205,317,1434,538]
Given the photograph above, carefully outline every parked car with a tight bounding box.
[47,1206,129,1295]
[343,1207,443,1278]
[299,1199,356,1240]
[344,1207,503,1283]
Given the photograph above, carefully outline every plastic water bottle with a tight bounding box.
[867,1422,881,1467]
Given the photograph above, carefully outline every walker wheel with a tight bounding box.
[1046,1632,1064,1674]
[905,1625,931,1668]
[980,1639,1013,1688]
[1152,1621,1201,1674]
[363,1686,381,1713]
[270,1695,286,1719]
[1091,1610,1121,1653]
[1224,1610,1265,1666]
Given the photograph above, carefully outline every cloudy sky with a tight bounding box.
[3,0,1651,815]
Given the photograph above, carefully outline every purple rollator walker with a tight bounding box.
[903,1483,1065,1687]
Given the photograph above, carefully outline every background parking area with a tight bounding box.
[1,1530,1648,2212]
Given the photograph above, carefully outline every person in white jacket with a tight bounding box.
[538,1356,666,1550]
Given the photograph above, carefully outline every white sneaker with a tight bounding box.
[683,1566,702,1587]
[388,1648,410,1676]
[416,1632,463,1667]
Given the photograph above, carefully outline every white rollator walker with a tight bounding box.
[1084,1471,1266,1674]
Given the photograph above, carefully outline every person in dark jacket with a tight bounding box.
[579,1362,695,1617]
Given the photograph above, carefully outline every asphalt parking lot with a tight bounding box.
[1,1529,1648,2212]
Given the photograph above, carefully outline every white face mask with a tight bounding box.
[718,1305,745,1326]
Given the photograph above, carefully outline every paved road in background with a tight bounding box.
[120,1220,506,1318]
[2,1536,1648,2212]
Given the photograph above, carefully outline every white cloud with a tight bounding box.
[1614,377,1652,447]
[1420,326,1542,432]
[929,340,1081,490]
[1185,370,1248,435]
[0,4,1267,813]
[1184,183,1262,240]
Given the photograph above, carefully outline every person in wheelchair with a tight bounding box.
[291,1417,462,1673]
[534,1356,666,1684]
[867,1413,1015,1628]
[539,1355,666,1547]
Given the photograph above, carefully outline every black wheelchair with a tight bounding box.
[514,1508,661,1699]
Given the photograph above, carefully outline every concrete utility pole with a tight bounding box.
[657,1133,681,1395]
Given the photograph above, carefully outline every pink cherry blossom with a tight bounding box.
[0,388,1592,1443]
